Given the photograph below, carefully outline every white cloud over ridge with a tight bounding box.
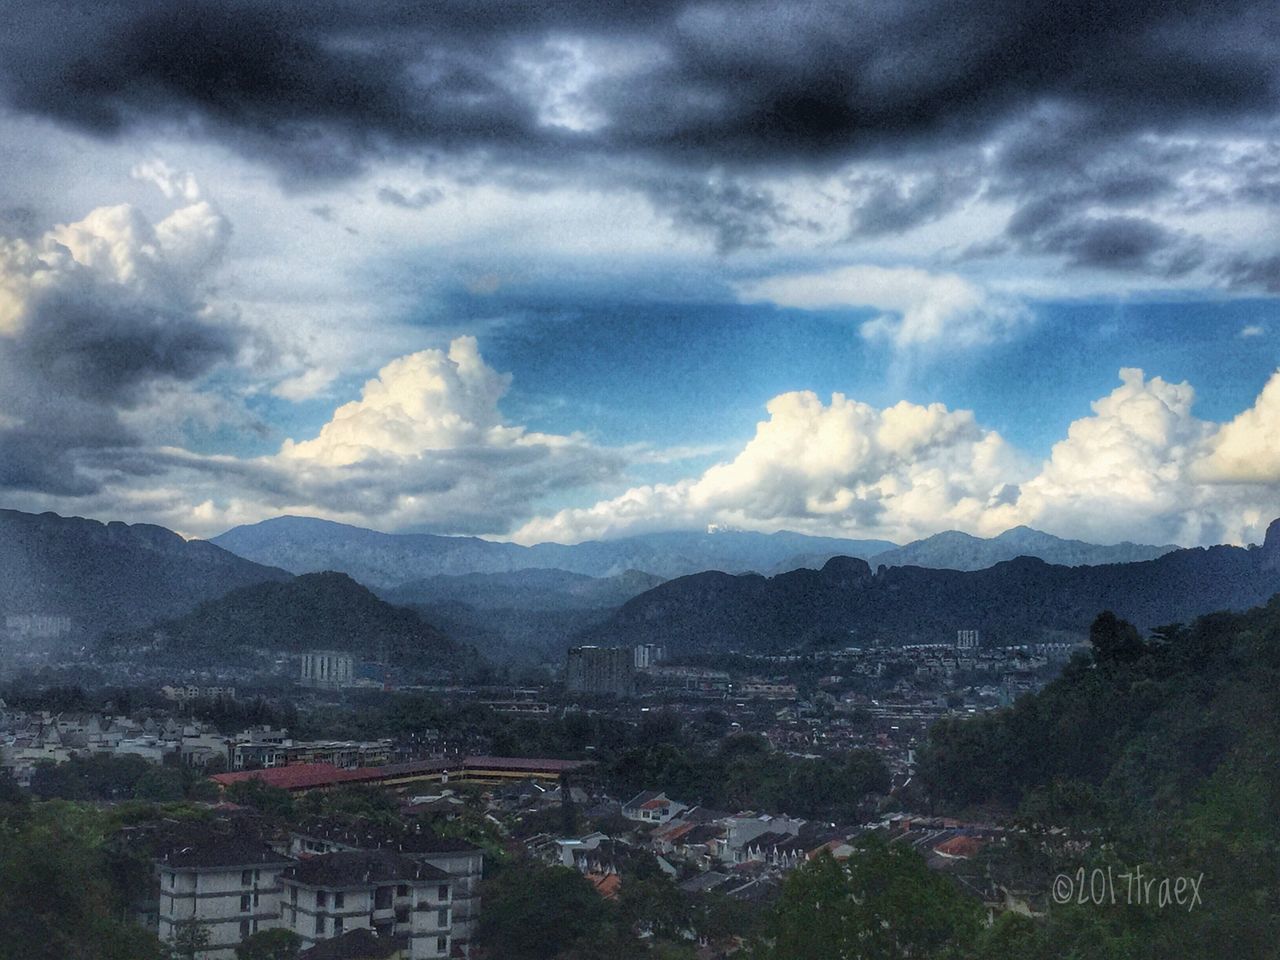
[514,367,1280,548]
[737,264,1032,349]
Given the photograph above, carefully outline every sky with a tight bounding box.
[0,0,1278,548]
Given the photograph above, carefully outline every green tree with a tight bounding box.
[172,919,211,960]
[235,928,302,960]
[754,842,983,960]
[0,803,167,960]
[477,862,615,960]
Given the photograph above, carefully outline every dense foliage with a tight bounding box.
[0,802,169,960]
[29,753,218,803]
[911,602,1280,958]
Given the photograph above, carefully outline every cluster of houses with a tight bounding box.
[516,783,1022,921]
[0,705,420,788]
[0,707,231,783]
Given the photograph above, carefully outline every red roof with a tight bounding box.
[210,756,591,793]
[462,756,591,773]
[933,835,987,859]
[211,763,364,791]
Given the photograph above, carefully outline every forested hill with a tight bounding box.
[0,508,291,637]
[103,572,459,669]
[586,520,1280,653]
[913,600,1280,957]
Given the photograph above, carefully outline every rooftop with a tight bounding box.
[284,851,449,888]
[158,839,293,871]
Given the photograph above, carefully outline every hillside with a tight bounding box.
[0,508,291,638]
[585,520,1280,653]
[104,572,458,670]
[383,568,665,611]
[211,516,894,585]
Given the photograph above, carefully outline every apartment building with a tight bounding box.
[288,819,484,952]
[156,840,294,959]
[280,851,454,958]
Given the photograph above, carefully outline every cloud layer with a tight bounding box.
[514,368,1280,548]
[1,0,1276,270]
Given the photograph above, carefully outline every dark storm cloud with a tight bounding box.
[1,0,1277,262]
[1221,254,1280,293]
[849,167,983,237]
[376,187,446,210]
[3,0,1275,173]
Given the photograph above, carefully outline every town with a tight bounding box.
[0,626,1085,959]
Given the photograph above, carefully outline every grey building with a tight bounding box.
[566,646,635,697]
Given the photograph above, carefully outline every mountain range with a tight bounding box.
[865,525,1178,571]
[210,514,1176,585]
[0,508,290,636]
[582,520,1280,654]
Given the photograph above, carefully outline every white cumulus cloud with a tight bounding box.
[515,368,1280,548]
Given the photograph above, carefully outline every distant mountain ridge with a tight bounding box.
[868,525,1179,571]
[210,514,1181,584]
[0,508,291,636]
[582,520,1280,654]
[210,516,895,585]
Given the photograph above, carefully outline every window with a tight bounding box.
[315,915,326,936]
[253,869,260,883]
[395,905,410,924]
[334,916,344,935]
[438,884,450,901]
[316,890,327,908]
[437,936,448,954]
[438,907,449,928]
[333,891,344,909]
[252,891,259,907]
[241,869,253,886]
[374,887,394,910]
[290,886,298,905]
[396,884,409,898]
[240,894,251,912]
[240,919,251,939]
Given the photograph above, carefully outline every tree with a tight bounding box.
[754,842,983,960]
[0,803,168,960]
[477,862,615,960]
[172,919,211,960]
[1089,611,1147,665]
[235,928,302,960]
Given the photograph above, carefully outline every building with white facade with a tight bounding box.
[301,651,355,689]
[156,840,294,959]
[280,851,454,958]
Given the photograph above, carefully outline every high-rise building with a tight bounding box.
[565,646,635,696]
[956,629,980,650]
[300,651,354,689]
[633,643,667,669]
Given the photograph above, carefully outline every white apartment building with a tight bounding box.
[156,840,294,959]
[280,851,454,958]
[288,821,484,953]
